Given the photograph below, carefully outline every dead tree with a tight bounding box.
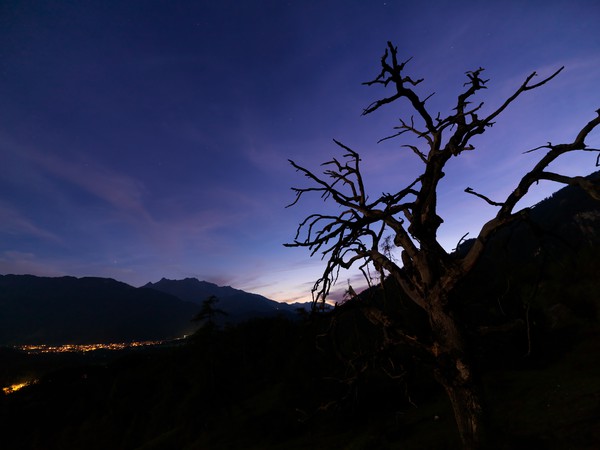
[285,41,600,450]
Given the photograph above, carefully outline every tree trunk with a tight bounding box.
[439,377,485,450]
[429,302,485,450]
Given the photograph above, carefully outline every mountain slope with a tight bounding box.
[0,275,199,345]
[143,277,303,322]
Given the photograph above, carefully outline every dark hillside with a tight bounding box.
[2,314,599,449]
[451,174,600,364]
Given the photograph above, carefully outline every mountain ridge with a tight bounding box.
[142,277,306,322]
[0,274,200,345]
[0,274,308,345]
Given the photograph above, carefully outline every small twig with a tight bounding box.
[453,232,470,252]
[523,142,552,154]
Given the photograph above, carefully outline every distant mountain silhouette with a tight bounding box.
[0,275,199,345]
[0,275,309,346]
[142,277,306,323]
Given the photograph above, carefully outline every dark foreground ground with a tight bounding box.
[1,315,599,450]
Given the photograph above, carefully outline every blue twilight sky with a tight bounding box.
[1,0,599,303]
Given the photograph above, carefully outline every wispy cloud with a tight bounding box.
[25,149,152,221]
[0,201,62,243]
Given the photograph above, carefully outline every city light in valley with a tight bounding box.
[13,340,177,354]
[2,381,37,395]
[2,339,185,395]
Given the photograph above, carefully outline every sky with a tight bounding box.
[1,0,599,303]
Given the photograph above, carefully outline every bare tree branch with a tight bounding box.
[362,42,435,132]
[461,110,600,273]
[464,187,504,206]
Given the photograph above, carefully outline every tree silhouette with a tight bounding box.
[193,295,227,331]
[286,41,600,449]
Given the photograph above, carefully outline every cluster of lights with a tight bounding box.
[14,340,167,354]
[2,338,188,395]
[2,380,37,395]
